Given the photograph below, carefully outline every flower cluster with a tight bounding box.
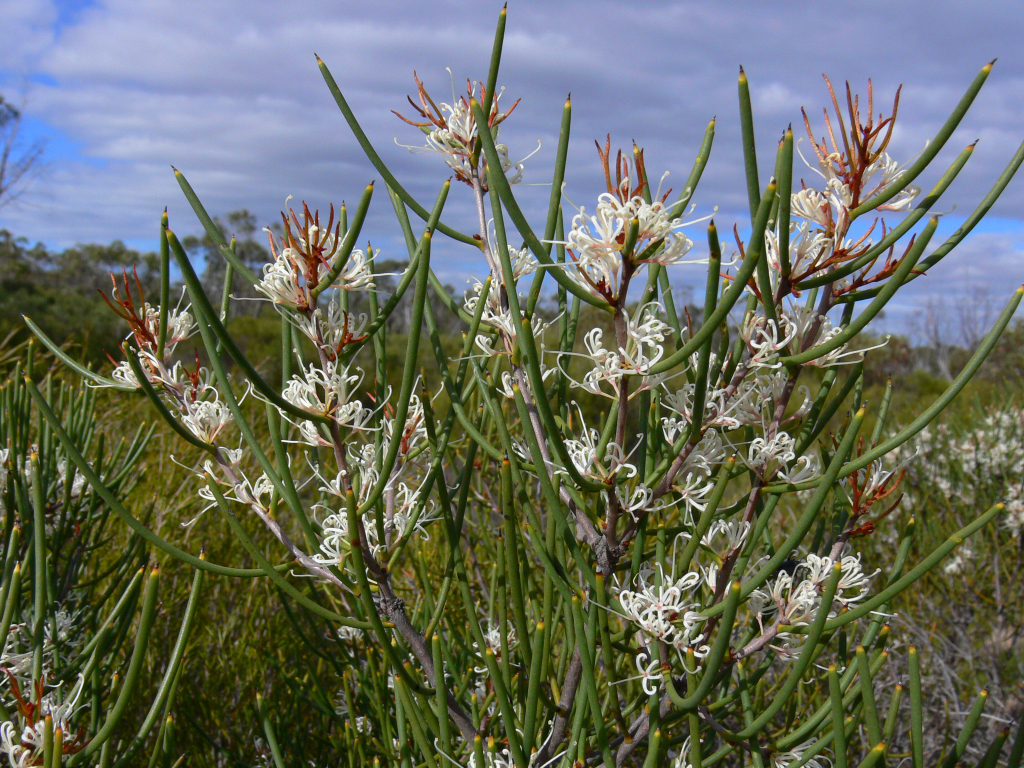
[750,552,875,631]
[764,78,920,294]
[395,72,532,188]
[100,268,235,450]
[618,563,708,656]
[902,405,1024,533]
[0,678,87,767]
[560,140,709,302]
[565,303,671,398]
[255,200,376,313]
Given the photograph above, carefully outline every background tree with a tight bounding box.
[0,94,44,209]
[183,209,270,319]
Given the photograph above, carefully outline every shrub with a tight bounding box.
[20,8,1024,767]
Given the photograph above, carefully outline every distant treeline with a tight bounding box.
[2,216,1021,389]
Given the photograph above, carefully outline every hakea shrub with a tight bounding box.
[23,8,1024,768]
[851,396,1024,761]
[0,345,205,767]
[902,402,1024,541]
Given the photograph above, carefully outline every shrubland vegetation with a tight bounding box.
[3,8,1024,767]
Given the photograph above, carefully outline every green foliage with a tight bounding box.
[0,341,202,767]
[10,8,1024,768]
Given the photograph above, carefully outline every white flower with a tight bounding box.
[633,651,662,696]
[702,520,751,556]
[561,193,707,301]
[621,303,671,374]
[564,198,627,300]
[383,481,440,552]
[256,248,310,310]
[742,314,797,369]
[314,506,353,566]
[567,305,669,399]
[296,300,371,350]
[702,561,720,593]
[785,305,889,367]
[297,420,332,447]
[181,396,233,444]
[791,187,830,228]
[672,471,716,522]
[482,622,517,656]
[397,76,531,188]
[671,737,698,768]
[847,458,906,500]
[0,676,87,766]
[778,453,822,485]
[337,250,376,292]
[750,570,816,626]
[110,359,141,388]
[618,563,707,653]
[1004,498,1024,536]
[563,406,601,477]
[832,553,875,604]
[232,472,275,509]
[747,431,796,473]
[614,483,663,521]
[220,447,244,466]
[766,222,831,280]
[752,552,876,629]
[862,152,921,211]
[282,360,372,430]
[943,543,973,575]
[773,740,827,768]
[2,610,82,686]
[347,443,382,503]
[468,745,515,768]
[684,429,726,478]
[381,389,427,459]
[425,98,514,181]
[333,625,363,643]
[562,409,639,484]
[464,242,539,339]
[0,721,28,768]
[144,303,196,351]
[55,459,86,499]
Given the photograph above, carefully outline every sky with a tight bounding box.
[2,0,1024,337]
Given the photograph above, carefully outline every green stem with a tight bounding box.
[70,567,161,765]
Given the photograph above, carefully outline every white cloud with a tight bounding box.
[0,0,55,70]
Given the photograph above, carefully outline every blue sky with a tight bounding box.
[2,0,1024,337]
